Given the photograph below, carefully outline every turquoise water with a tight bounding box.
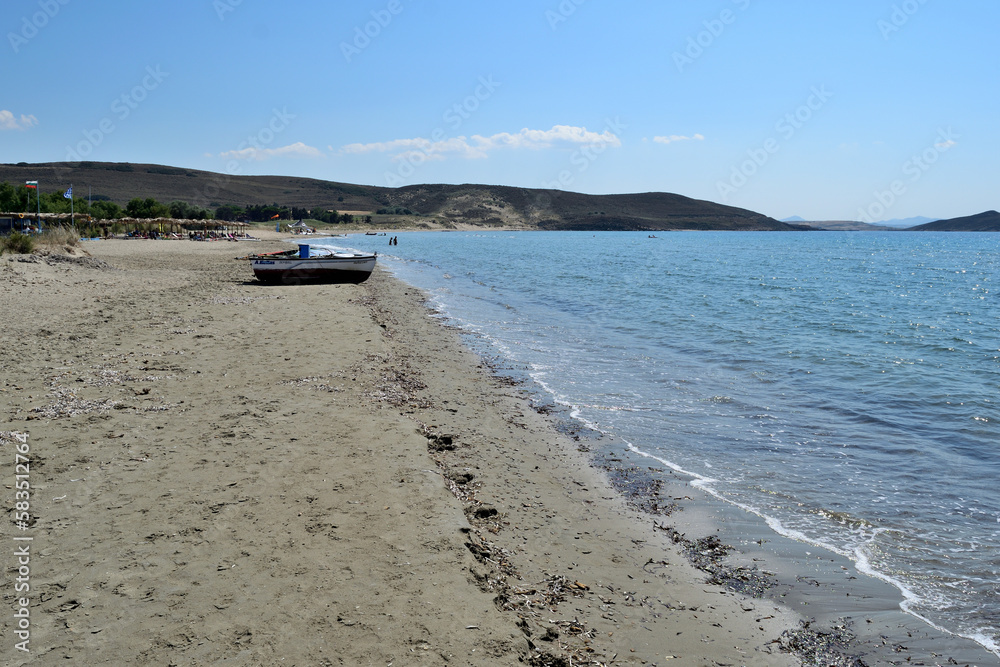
[320,230,1000,655]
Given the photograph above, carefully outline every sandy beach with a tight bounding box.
[1,234,994,666]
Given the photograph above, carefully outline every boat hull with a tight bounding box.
[250,255,376,284]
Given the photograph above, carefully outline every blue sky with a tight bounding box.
[2,0,997,221]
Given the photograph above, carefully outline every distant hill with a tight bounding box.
[909,210,1000,231]
[879,216,940,228]
[784,216,938,230]
[385,183,799,231]
[0,161,802,231]
[790,220,897,231]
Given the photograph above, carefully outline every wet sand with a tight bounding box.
[1,234,994,666]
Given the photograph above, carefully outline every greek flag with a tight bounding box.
[63,186,73,199]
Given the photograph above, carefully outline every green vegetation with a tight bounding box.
[0,181,345,224]
[125,197,169,218]
[215,203,288,222]
[0,181,96,217]
[306,207,357,224]
[146,166,189,176]
[0,231,35,254]
[0,226,88,256]
[90,200,124,219]
[167,200,212,220]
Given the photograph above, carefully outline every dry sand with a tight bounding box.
[17,234,978,665]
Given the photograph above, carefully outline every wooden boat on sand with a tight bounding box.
[246,245,376,284]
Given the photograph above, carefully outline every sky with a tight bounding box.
[2,0,997,222]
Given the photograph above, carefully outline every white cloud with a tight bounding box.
[935,139,957,150]
[0,110,38,130]
[653,133,704,145]
[219,141,323,161]
[341,136,482,159]
[341,124,622,161]
[482,125,622,150]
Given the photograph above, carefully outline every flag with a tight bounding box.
[270,214,280,220]
[64,186,73,199]
[25,180,37,189]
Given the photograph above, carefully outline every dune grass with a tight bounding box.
[1,226,82,256]
[36,226,81,249]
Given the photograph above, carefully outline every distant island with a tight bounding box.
[780,214,998,232]
[785,211,1000,232]
[784,216,941,230]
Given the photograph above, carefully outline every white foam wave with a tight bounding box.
[623,443,1000,659]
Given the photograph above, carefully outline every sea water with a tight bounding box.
[318,230,1000,656]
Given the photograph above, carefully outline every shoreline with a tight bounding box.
[351,230,1000,666]
[0,233,994,665]
[457,329,1000,666]
[587,434,1000,666]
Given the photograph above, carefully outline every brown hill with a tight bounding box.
[388,184,796,231]
[909,210,1000,232]
[1,161,800,231]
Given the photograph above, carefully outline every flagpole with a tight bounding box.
[37,181,41,232]
[70,184,74,227]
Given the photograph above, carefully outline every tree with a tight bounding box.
[0,182,19,212]
[308,208,338,224]
[41,190,77,214]
[169,200,190,219]
[215,205,244,221]
[168,200,210,220]
[125,197,169,218]
[91,201,124,220]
